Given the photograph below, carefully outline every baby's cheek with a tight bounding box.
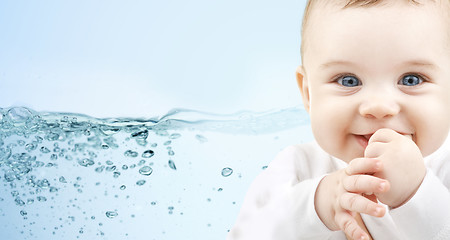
[416,127,448,157]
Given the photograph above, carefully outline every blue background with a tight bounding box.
[0,0,307,118]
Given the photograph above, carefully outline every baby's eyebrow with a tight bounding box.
[399,60,438,70]
[319,60,355,70]
[319,59,438,70]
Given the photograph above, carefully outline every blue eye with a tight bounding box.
[399,75,422,86]
[337,76,361,87]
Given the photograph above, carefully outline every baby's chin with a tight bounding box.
[341,154,364,164]
[316,140,364,163]
[328,147,365,164]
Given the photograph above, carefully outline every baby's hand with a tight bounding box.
[365,128,426,208]
[315,158,388,240]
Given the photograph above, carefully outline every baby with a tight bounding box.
[228,0,450,239]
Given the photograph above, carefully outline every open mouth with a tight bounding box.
[355,134,370,148]
[363,134,373,141]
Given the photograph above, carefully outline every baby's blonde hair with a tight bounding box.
[300,0,450,64]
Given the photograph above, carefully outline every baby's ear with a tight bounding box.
[296,66,310,113]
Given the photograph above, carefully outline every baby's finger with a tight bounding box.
[364,142,386,159]
[335,211,370,240]
[343,174,390,194]
[346,158,382,175]
[340,192,386,217]
[368,128,397,144]
[368,128,412,144]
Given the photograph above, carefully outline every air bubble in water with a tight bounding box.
[45,132,60,141]
[124,150,138,157]
[37,179,50,188]
[78,158,94,167]
[136,180,146,186]
[135,138,147,146]
[15,198,25,206]
[100,126,120,136]
[59,176,67,183]
[119,185,126,190]
[103,137,118,148]
[40,147,50,154]
[25,143,37,152]
[95,166,105,173]
[35,136,43,143]
[168,160,176,170]
[168,206,174,214]
[6,107,32,124]
[138,166,153,176]
[221,167,233,177]
[0,148,11,162]
[142,150,154,158]
[105,211,118,219]
[131,130,148,139]
[169,133,181,139]
[195,134,208,143]
[105,166,116,172]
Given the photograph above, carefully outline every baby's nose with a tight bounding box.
[359,95,400,119]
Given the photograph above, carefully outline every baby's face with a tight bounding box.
[298,1,450,163]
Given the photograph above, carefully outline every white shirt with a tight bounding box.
[228,135,450,239]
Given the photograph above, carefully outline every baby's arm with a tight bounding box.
[228,171,328,239]
[315,157,389,240]
[390,169,450,239]
[228,145,342,239]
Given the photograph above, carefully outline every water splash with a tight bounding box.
[0,106,310,240]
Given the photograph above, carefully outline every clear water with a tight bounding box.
[0,106,313,240]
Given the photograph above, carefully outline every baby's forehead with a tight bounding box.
[304,0,450,33]
[304,0,450,29]
[306,0,448,10]
[301,0,450,64]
